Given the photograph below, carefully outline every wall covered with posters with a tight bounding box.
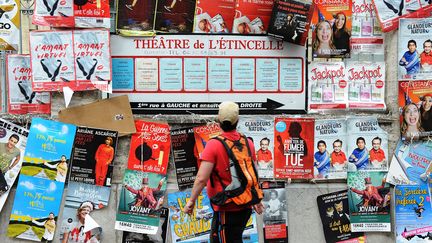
[0,1,426,243]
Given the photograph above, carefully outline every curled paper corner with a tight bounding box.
[83,214,100,233]
[63,87,74,108]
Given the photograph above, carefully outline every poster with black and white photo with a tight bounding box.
[170,127,198,191]
[261,181,288,243]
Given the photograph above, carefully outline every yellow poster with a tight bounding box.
[0,0,20,51]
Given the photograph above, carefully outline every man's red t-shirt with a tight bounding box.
[420,52,432,65]
[200,130,256,212]
[331,151,347,165]
[257,149,272,162]
[369,148,385,162]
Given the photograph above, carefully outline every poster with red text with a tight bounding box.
[346,61,386,110]
[74,29,112,93]
[232,0,274,34]
[127,120,171,175]
[29,31,77,91]
[308,62,348,112]
[372,0,432,32]
[274,117,314,179]
[33,0,74,27]
[194,0,235,33]
[311,0,353,58]
[193,123,221,158]
[351,0,384,56]
[74,0,110,28]
[6,55,51,114]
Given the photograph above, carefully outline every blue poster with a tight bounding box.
[395,184,432,242]
[20,118,76,182]
[7,175,63,242]
[388,140,432,186]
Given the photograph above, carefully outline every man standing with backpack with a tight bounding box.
[183,101,264,243]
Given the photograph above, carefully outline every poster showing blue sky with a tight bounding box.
[395,184,432,242]
[20,118,76,182]
[7,175,63,241]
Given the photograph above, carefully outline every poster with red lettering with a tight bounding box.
[74,29,112,93]
[74,0,110,28]
[6,55,51,114]
[346,61,386,110]
[193,123,221,159]
[372,0,432,32]
[194,0,235,33]
[33,0,75,27]
[351,0,384,57]
[127,120,171,175]
[398,80,432,141]
[310,0,353,58]
[29,30,78,91]
[232,0,274,34]
[308,61,348,112]
[274,117,314,179]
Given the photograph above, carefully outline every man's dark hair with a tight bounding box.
[408,39,417,48]
[423,39,432,48]
[220,121,237,132]
[260,137,270,145]
[317,140,326,147]
[356,137,366,144]
[372,137,382,143]
[49,212,54,216]
[9,134,19,142]
[333,139,342,146]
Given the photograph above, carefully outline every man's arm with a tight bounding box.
[350,188,364,195]
[31,219,45,226]
[124,185,138,195]
[43,161,57,169]
[9,154,20,170]
[183,161,214,214]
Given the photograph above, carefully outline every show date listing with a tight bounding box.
[172,194,211,240]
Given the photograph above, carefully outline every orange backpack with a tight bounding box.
[210,134,263,206]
